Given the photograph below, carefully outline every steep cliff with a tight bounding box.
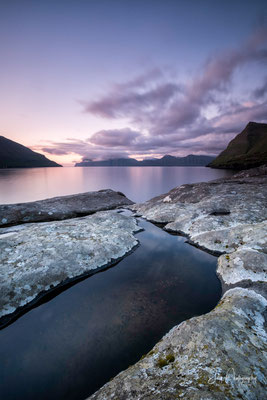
[208,121,267,169]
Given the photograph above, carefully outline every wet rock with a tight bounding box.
[0,189,133,227]
[0,211,140,321]
[89,288,267,400]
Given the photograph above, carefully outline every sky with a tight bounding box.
[0,0,267,166]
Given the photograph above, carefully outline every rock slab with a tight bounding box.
[132,165,267,247]
[0,189,133,227]
[0,211,140,321]
[132,165,267,296]
[89,288,267,400]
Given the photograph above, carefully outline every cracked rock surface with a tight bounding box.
[0,189,133,227]
[0,211,140,321]
[132,166,267,247]
[132,165,267,293]
[89,288,267,400]
[88,166,267,399]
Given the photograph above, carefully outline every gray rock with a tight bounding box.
[0,211,140,320]
[132,165,267,299]
[132,166,267,238]
[132,166,267,290]
[0,189,133,227]
[89,288,267,400]
[190,221,267,255]
[218,249,267,286]
[87,166,267,399]
[1,166,266,399]
[217,249,267,299]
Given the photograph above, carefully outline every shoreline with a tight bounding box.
[0,166,266,399]
[89,165,267,399]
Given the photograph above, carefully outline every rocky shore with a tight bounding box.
[0,190,138,327]
[0,167,266,399]
[0,189,133,227]
[89,166,267,400]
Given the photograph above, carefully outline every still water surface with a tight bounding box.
[0,214,221,400]
[0,168,229,398]
[0,166,233,204]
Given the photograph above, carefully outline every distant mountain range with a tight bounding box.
[0,136,62,168]
[4,121,266,170]
[75,154,215,167]
[208,121,267,169]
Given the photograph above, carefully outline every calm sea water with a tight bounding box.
[0,166,234,204]
[0,167,229,399]
[0,213,221,400]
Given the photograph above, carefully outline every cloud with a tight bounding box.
[114,68,163,90]
[89,128,141,147]
[151,27,267,136]
[41,147,69,155]
[36,139,130,161]
[83,27,267,139]
[84,81,181,122]
[40,28,267,162]
[37,125,231,161]
[35,129,143,161]
[254,76,267,98]
[41,101,267,162]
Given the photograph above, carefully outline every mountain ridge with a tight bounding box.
[208,121,267,169]
[0,136,62,168]
[75,154,215,167]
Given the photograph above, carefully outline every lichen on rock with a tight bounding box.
[89,288,267,400]
[0,211,141,322]
[88,166,267,399]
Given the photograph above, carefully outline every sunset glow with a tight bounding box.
[1,0,267,166]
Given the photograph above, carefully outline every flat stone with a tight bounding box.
[0,211,140,321]
[190,221,267,255]
[0,189,133,227]
[217,249,267,299]
[132,166,267,302]
[132,166,267,237]
[88,288,267,400]
[132,165,267,289]
[218,249,267,286]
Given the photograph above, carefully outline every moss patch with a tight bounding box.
[157,353,175,368]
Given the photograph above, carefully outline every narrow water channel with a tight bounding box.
[0,213,221,400]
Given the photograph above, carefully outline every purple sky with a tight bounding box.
[1,0,267,165]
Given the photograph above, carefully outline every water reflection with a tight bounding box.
[0,166,233,204]
[0,217,221,400]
